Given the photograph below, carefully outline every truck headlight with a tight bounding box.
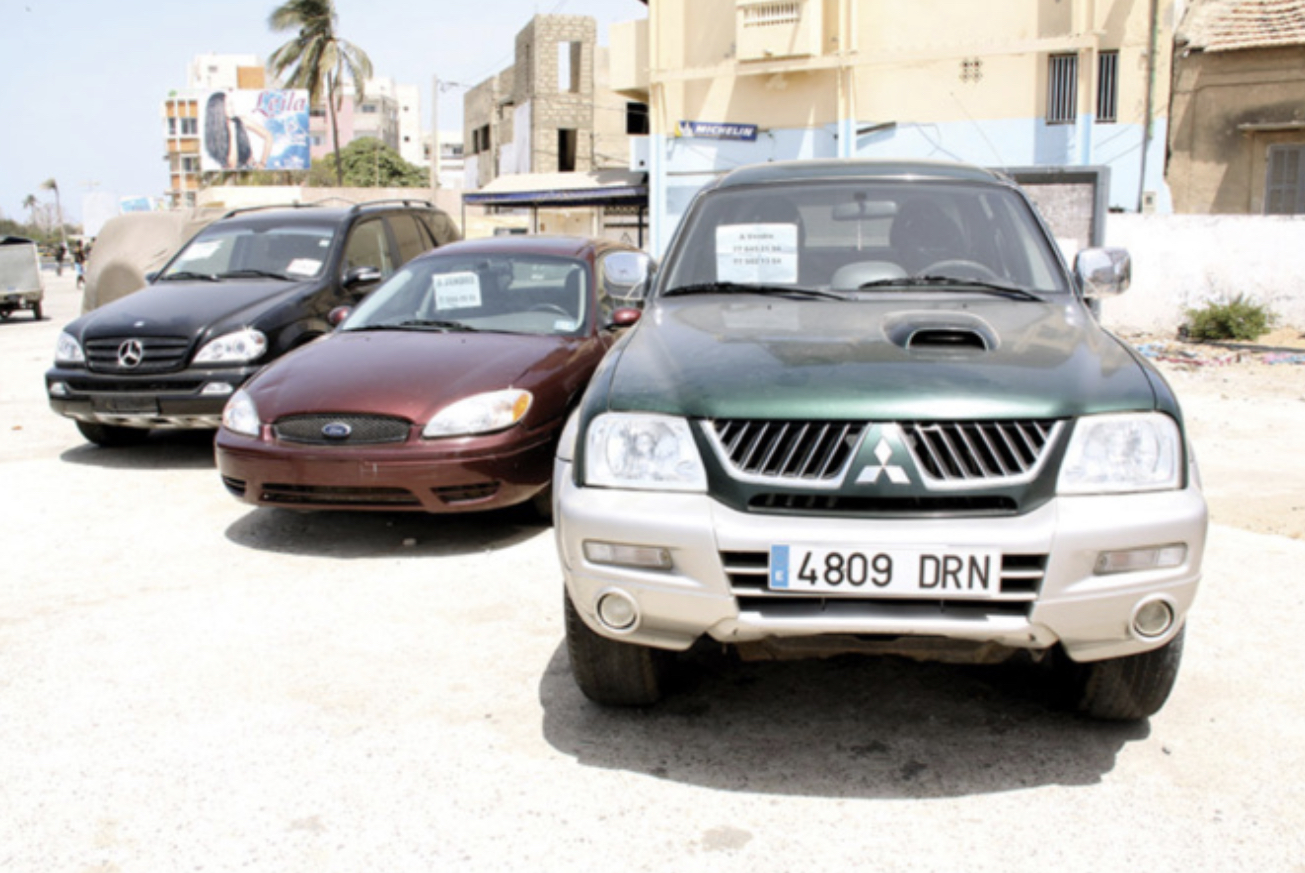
[194,328,267,365]
[1058,413,1181,494]
[55,331,85,364]
[585,413,707,492]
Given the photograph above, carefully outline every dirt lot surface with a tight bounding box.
[2,275,1303,872]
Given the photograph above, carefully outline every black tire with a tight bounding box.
[1061,628,1185,721]
[564,590,671,706]
[76,420,150,448]
[32,301,43,321]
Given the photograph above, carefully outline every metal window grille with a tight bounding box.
[1047,54,1078,125]
[743,1,801,26]
[1266,145,1305,215]
[1096,51,1119,123]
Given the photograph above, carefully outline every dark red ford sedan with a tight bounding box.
[215,236,650,516]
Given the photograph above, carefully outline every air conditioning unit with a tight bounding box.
[736,0,822,62]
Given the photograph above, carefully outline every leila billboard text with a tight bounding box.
[199,89,310,173]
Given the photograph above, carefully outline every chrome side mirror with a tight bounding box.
[602,251,655,303]
[1075,247,1131,298]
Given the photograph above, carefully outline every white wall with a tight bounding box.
[1099,214,1305,333]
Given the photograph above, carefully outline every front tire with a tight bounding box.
[32,301,43,321]
[1061,628,1185,721]
[76,420,150,448]
[564,591,671,706]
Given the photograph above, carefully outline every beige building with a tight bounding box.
[1168,0,1305,214]
[612,0,1176,252]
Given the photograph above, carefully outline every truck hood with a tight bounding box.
[70,278,316,339]
[243,329,579,426]
[607,296,1157,420]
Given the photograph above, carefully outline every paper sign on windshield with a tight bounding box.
[716,224,798,284]
[432,272,482,310]
[182,241,221,261]
[286,258,321,276]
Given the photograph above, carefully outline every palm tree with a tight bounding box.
[40,178,68,254]
[21,194,38,229]
[267,0,372,187]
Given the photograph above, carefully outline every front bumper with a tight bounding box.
[555,457,1208,663]
[46,364,258,430]
[1,290,41,311]
[216,426,557,513]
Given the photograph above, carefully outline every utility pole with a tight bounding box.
[431,75,442,191]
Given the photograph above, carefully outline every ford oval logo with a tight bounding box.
[321,422,352,440]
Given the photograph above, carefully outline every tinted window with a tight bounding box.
[389,214,432,264]
[342,219,394,277]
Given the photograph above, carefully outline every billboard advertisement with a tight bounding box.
[199,89,310,172]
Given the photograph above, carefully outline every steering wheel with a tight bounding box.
[528,303,572,318]
[919,259,1002,282]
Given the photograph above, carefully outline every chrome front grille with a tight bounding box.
[273,414,411,445]
[902,420,1062,485]
[85,337,190,374]
[708,420,866,484]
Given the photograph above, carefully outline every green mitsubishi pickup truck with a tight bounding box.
[553,159,1207,720]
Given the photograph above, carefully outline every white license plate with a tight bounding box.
[769,545,1002,599]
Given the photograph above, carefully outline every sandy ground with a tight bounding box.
[2,275,1303,871]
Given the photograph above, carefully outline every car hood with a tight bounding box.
[243,329,579,425]
[69,278,316,339]
[606,296,1158,420]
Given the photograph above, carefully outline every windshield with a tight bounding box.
[343,253,590,337]
[662,179,1069,297]
[162,224,336,281]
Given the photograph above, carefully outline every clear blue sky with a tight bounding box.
[0,0,647,225]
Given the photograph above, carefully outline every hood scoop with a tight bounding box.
[883,311,998,356]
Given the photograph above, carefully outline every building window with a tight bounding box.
[182,156,200,173]
[1096,51,1119,123]
[741,2,801,26]
[626,102,649,136]
[1266,145,1305,215]
[310,134,324,146]
[310,108,326,118]
[1047,54,1078,125]
[360,103,378,114]
[558,41,581,93]
[473,123,491,154]
[167,117,177,136]
[558,128,577,172]
[180,118,198,136]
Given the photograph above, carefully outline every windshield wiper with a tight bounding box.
[857,275,1044,302]
[218,269,294,281]
[663,282,847,301]
[158,270,219,282]
[347,319,477,333]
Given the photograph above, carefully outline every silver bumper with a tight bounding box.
[555,458,1207,663]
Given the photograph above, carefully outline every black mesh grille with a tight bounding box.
[273,414,411,445]
[85,337,191,374]
[710,420,865,481]
[259,484,420,507]
[903,420,1061,482]
[748,493,1017,516]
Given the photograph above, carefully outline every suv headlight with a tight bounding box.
[194,328,267,365]
[584,413,707,492]
[423,389,532,438]
[222,389,260,437]
[55,331,85,364]
[1058,412,1181,494]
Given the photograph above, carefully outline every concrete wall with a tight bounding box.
[193,185,464,231]
[1099,213,1305,332]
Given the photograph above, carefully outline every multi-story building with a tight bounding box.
[611,0,1175,253]
[162,54,266,207]
[308,76,423,166]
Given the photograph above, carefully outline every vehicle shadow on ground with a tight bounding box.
[225,505,547,559]
[538,643,1145,799]
[58,430,216,470]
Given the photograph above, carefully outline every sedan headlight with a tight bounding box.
[1058,412,1181,494]
[55,331,85,364]
[194,328,267,365]
[222,389,261,437]
[423,389,532,438]
[584,413,707,492]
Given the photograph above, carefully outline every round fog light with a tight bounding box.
[1133,599,1174,638]
[595,590,639,632]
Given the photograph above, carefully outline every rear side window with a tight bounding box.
[389,214,433,264]
[342,219,395,278]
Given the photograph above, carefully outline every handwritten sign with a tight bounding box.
[716,224,798,284]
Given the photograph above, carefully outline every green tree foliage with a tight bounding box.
[267,0,372,187]
[304,138,428,188]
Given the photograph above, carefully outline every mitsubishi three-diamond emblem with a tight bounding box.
[856,437,911,485]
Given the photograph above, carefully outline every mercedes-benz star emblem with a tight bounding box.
[117,339,144,369]
[321,422,352,440]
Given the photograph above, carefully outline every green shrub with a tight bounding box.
[1184,295,1277,341]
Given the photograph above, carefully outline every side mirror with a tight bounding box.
[1074,247,1131,298]
[144,271,159,283]
[607,307,642,330]
[328,305,352,327]
[343,265,383,289]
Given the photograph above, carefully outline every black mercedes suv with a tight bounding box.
[47,199,459,446]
